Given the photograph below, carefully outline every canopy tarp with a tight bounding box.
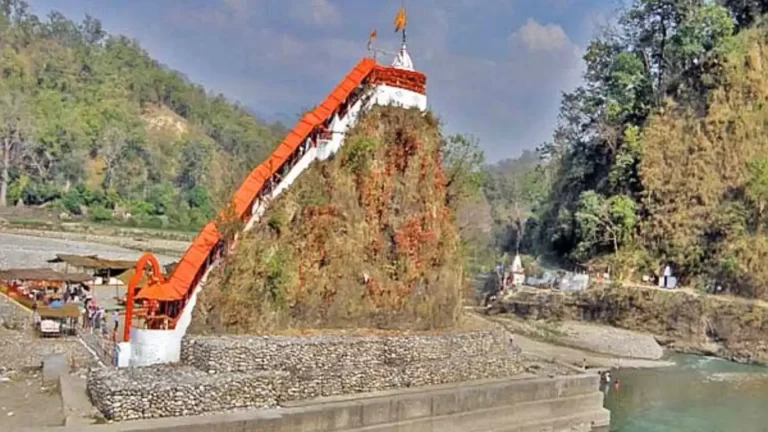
[47,254,135,271]
[0,268,91,283]
[37,303,81,319]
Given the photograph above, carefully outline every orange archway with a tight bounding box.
[123,253,166,342]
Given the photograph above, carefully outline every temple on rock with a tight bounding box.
[115,7,428,367]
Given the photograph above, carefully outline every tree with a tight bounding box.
[721,0,768,28]
[744,159,768,232]
[441,133,485,209]
[178,137,213,191]
[574,191,637,259]
[80,14,104,45]
[98,123,130,191]
[535,0,736,264]
[0,91,33,207]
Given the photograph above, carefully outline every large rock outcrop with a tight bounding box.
[191,107,463,334]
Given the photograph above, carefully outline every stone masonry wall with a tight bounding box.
[181,329,510,374]
[87,366,285,420]
[0,293,31,331]
[88,329,525,421]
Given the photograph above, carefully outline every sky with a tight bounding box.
[25,0,621,162]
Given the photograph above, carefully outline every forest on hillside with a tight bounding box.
[469,0,768,300]
[0,0,286,230]
[9,0,768,300]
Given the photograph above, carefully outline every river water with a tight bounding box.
[606,353,768,431]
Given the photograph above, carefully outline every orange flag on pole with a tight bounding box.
[394,6,407,32]
[367,29,377,50]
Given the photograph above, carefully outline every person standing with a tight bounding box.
[111,311,120,343]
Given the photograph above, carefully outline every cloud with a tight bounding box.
[223,0,250,16]
[290,0,342,28]
[228,10,587,160]
[117,0,594,161]
[406,16,584,160]
[510,18,573,53]
[165,0,266,31]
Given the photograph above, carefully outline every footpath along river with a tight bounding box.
[606,353,768,431]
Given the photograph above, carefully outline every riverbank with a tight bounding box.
[499,284,768,365]
[0,227,189,257]
[0,232,179,270]
[482,314,674,371]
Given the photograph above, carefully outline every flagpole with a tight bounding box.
[401,0,407,44]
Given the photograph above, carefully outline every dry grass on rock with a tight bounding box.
[191,107,464,334]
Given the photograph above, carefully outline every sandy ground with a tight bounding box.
[0,232,178,270]
[486,315,676,371]
[512,334,675,370]
[0,373,65,430]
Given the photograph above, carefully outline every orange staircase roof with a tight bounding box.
[136,282,184,301]
[139,58,379,304]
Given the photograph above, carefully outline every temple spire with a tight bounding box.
[392,1,414,70]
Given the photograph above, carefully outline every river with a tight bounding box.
[0,232,177,268]
[606,353,768,431]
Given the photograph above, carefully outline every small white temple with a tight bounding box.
[392,43,414,70]
[511,254,525,286]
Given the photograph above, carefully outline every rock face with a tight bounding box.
[87,329,523,421]
[193,107,464,334]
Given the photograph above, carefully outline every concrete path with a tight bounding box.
[60,374,100,427]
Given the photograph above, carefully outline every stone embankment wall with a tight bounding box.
[87,329,526,421]
[73,374,609,432]
[0,293,30,331]
[501,285,768,364]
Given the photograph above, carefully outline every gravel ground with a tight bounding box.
[0,295,101,430]
[558,321,664,360]
[0,296,97,373]
[0,232,178,269]
[0,373,65,430]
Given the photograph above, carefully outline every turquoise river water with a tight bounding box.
[605,353,768,431]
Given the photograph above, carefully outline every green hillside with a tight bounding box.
[477,0,768,300]
[0,1,286,230]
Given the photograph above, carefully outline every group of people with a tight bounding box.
[600,370,621,394]
[62,283,89,304]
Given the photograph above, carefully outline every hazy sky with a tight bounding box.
[26,0,619,162]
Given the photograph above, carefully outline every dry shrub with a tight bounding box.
[191,107,463,334]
